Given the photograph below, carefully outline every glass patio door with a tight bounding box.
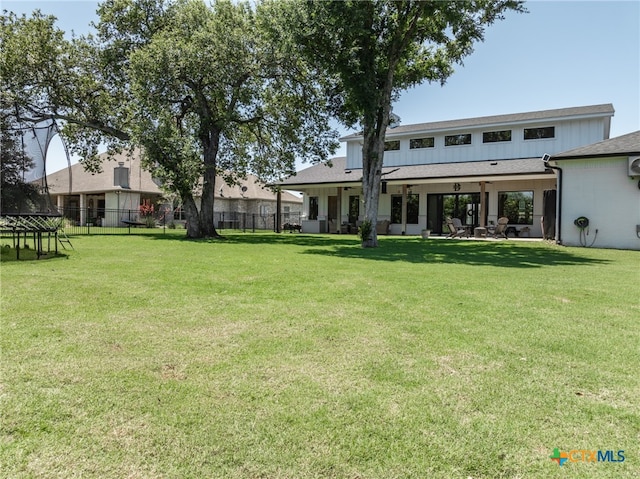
[427,193,486,234]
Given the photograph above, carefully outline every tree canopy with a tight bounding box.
[1,0,338,238]
[290,0,525,246]
[2,0,524,242]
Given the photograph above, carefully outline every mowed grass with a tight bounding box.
[1,232,639,478]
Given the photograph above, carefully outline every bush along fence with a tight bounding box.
[57,207,303,235]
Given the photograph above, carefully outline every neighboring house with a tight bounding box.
[278,104,615,237]
[209,174,303,229]
[46,149,302,228]
[550,130,640,250]
[46,150,163,227]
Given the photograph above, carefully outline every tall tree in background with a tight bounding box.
[1,0,338,238]
[293,0,524,247]
[124,0,337,238]
[0,9,132,156]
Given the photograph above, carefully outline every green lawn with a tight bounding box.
[1,232,638,478]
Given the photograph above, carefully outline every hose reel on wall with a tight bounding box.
[574,216,597,247]
[574,216,589,229]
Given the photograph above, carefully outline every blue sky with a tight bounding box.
[4,0,639,172]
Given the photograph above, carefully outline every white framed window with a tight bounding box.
[524,126,555,140]
[445,134,472,146]
[384,140,400,151]
[483,130,512,143]
[409,137,435,149]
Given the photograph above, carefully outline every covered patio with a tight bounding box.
[279,157,557,238]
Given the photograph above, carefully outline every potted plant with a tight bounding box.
[421,229,430,239]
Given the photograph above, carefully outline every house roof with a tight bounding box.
[278,156,553,188]
[46,149,302,203]
[551,130,640,160]
[215,177,302,203]
[341,103,615,140]
[46,149,161,195]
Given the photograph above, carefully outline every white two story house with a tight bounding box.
[279,104,615,238]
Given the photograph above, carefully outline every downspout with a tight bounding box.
[543,154,562,244]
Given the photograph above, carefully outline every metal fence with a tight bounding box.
[57,207,303,235]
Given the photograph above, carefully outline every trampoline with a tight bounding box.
[1,119,72,259]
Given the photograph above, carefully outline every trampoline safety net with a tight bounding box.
[1,119,72,258]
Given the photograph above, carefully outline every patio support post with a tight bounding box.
[79,194,86,226]
[276,188,282,233]
[115,190,121,228]
[336,187,342,233]
[480,181,486,227]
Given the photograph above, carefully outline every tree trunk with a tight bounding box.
[361,130,384,248]
[360,102,393,247]
[197,128,222,238]
[182,193,201,238]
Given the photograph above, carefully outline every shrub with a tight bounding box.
[358,219,373,243]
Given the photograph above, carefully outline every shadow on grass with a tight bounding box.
[144,230,357,248]
[82,231,608,268]
[152,232,609,269]
[302,237,610,268]
[0,247,70,263]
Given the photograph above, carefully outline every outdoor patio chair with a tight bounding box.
[446,217,469,238]
[452,217,471,237]
[487,217,509,239]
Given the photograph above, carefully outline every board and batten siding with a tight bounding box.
[346,117,609,169]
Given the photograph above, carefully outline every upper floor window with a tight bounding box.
[384,140,400,151]
[483,130,512,143]
[409,137,435,149]
[524,126,555,140]
[445,134,472,146]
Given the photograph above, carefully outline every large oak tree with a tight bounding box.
[1,0,338,238]
[291,0,525,247]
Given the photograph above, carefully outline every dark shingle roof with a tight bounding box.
[382,157,551,181]
[552,130,640,159]
[341,104,615,140]
[279,157,355,185]
[279,157,552,187]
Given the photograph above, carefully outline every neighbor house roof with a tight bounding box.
[341,103,615,140]
[551,130,640,160]
[215,177,302,203]
[46,149,161,195]
[278,156,553,188]
[47,149,301,203]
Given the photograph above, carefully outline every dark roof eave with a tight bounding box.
[276,180,363,188]
[386,170,555,182]
[277,170,553,188]
[552,151,640,161]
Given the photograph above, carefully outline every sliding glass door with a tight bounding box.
[427,193,487,234]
